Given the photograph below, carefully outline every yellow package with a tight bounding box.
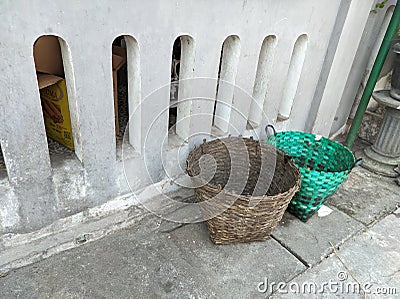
[39,76,74,150]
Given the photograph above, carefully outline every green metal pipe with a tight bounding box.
[346,3,400,148]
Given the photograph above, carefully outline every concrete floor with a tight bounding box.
[0,167,399,298]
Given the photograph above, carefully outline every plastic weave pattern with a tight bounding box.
[267,131,355,221]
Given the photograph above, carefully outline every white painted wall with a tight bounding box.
[312,0,376,136]
[330,1,398,136]
[0,0,368,235]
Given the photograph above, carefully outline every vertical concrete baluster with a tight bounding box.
[228,36,264,135]
[176,35,195,142]
[188,36,222,146]
[262,37,292,128]
[278,34,308,121]
[139,37,174,176]
[56,37,84,163]
[66,39,117,205]
[248,35,277,129]
[124,36,142,153]
[213,35,241,133]
[0,46,57,232]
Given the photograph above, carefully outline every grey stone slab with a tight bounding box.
[329,167,400,225]
[271,208,364,266]
[271,211,400,298]
[0,214,306,299]
[167,222,306,297]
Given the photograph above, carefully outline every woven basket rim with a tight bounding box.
[190,172,301,202]
[187,137,301,200]
[269,131,355,174]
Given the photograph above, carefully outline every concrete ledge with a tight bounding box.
[0,178,183,274]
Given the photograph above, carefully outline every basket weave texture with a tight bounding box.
[186,137,301,245]
[267,131,355,221]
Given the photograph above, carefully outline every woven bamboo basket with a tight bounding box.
[186,136,301,245]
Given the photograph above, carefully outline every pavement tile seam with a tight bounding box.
[266,209,380,297]
[326,202,370,226]
[270,235,309,268]
[268,210,400,298]
[271,205,366,267]
[365,204,400,227]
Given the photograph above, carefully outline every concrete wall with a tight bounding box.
[311,0,397,137]
[0,0,356,234]
[330,1,398,136]
[311,0,376,136]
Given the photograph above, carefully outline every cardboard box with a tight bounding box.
[38,74,74,149]
[34,40,127,148]
[34,36,64,77]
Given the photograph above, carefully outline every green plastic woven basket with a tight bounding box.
[265,125,362,221]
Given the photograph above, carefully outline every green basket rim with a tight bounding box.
[268,131,356,174]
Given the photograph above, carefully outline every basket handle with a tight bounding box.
[352,158,364,169]
[265,124,277,137]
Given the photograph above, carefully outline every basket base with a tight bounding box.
[209,234,271,245]
[206,219,274,245]
[287,205,317,222]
